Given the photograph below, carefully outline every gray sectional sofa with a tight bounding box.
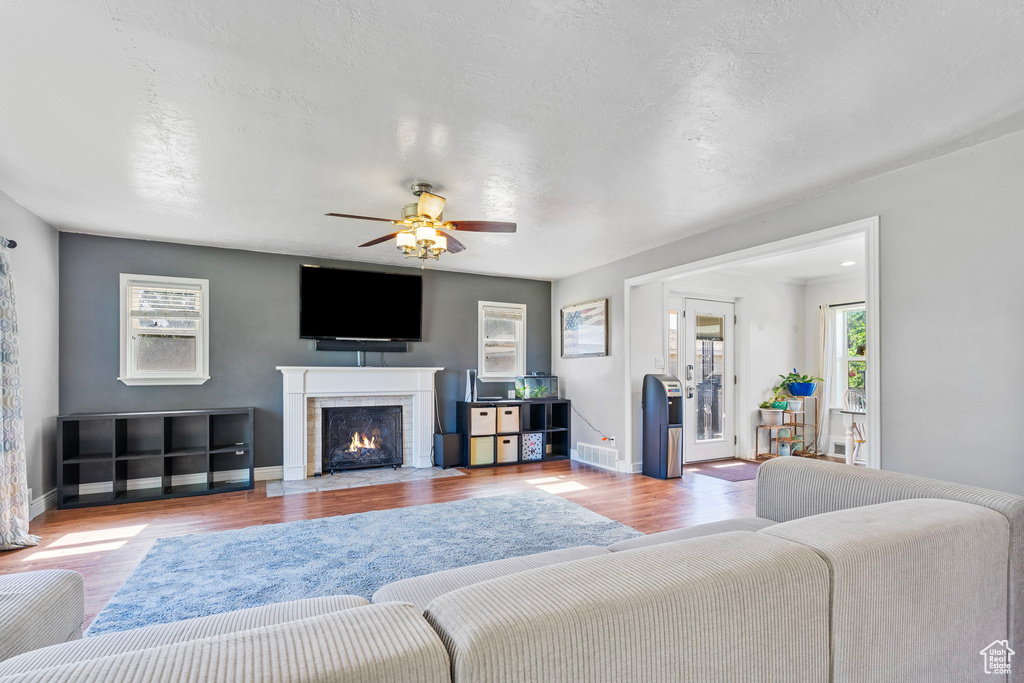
[1,457,1020,682]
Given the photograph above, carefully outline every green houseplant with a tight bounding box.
[769,386,789,409]
[778,369,823,397]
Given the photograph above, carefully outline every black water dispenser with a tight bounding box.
[641,374,684,479]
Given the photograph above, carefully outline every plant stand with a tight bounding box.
[756,394,819,459]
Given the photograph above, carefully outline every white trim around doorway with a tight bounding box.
[622,216,881,472]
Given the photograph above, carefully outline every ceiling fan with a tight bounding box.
[326,183,516,261]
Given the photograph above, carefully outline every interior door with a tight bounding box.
[679,298,735,463]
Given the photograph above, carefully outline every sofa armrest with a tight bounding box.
[0,571,85,662]
[0,595,369,676]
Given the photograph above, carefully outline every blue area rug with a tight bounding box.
[87,491,642,635]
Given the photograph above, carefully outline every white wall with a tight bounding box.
[553,127,1024,494]
[0,191,59,508]
[623,271,805,462]
[627,282,667,463]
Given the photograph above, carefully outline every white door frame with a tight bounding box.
[623,216,881,471]
[681,297,736,462]
[667,289,748,462]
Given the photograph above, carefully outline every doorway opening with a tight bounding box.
[625,217,879,471]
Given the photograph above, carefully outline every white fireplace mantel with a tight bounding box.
[277,366,443,480]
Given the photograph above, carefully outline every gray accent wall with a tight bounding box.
[59,233,551,469]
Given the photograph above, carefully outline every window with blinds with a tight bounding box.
[119,274,210,385]
[478,301,526,381]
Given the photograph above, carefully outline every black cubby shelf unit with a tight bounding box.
[58,408,255,509]
[455,399,571,468]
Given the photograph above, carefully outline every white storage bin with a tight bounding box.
[497,436,519,463]
[470,407,496,436]
[470,436,495,465]
[497,406,520,434]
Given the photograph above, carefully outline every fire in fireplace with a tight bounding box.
[322,405,403,473]
[347,431,378,451]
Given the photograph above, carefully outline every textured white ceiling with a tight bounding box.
[726,235,864,283]
[2,1,1024,279]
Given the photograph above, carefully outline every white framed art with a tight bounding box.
[560,298,608,358]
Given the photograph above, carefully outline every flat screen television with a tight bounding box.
[300,265,423,341]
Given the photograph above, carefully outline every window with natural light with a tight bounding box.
[119,274,210,385]
[833,303,866,406]
[478,301,526,381]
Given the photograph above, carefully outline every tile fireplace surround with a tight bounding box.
[277,366,443,480]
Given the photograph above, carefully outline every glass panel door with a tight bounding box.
[693,314,725,442]
[682,298,735,462]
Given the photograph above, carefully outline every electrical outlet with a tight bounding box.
[654,357,665,369]
[607,436,616,447]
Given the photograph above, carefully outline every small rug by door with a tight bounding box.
[684,458,761,482]
[87,491,642,636]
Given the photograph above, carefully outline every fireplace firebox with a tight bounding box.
[321,405,403,473]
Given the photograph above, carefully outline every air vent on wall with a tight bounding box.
[833,440,846,456]
[574,442,619,472]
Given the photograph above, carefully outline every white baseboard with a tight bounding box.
[30,488,57,519]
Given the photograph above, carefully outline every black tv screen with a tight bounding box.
[300,266,423,341]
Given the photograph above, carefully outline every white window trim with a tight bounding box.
[477,301,527,382]
[119,273,210,386]
[832,303,866,408]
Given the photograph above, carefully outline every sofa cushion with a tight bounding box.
[755,455,1024,682]
[373,545,609,611]
[426,531,830,683]
[761,498,1008,682]
[0,595,368,676]
[0,603,450,683]
[0,570,84,662]
[606,516,777,551]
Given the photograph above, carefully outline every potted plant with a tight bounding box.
[759,400,784,426]
[769,385,789,409]
[778,369,823,397]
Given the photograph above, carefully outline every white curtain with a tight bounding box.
[816,305,837,454]
[0,238,38,550]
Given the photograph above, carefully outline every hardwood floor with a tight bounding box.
[0,461,755,627]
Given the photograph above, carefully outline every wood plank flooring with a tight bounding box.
[0,461,755,627]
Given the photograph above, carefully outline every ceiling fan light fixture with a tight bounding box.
[415,226,437,244]
[396,230,416,250]
[328,181,516,263]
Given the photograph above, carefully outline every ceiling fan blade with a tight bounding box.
[417,191,446,220]
[447,220,516,233]
[358,232,399,247]
[326,213,395,223]
[437,230,466,254]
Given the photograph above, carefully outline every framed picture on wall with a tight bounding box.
[561,298,608,358]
